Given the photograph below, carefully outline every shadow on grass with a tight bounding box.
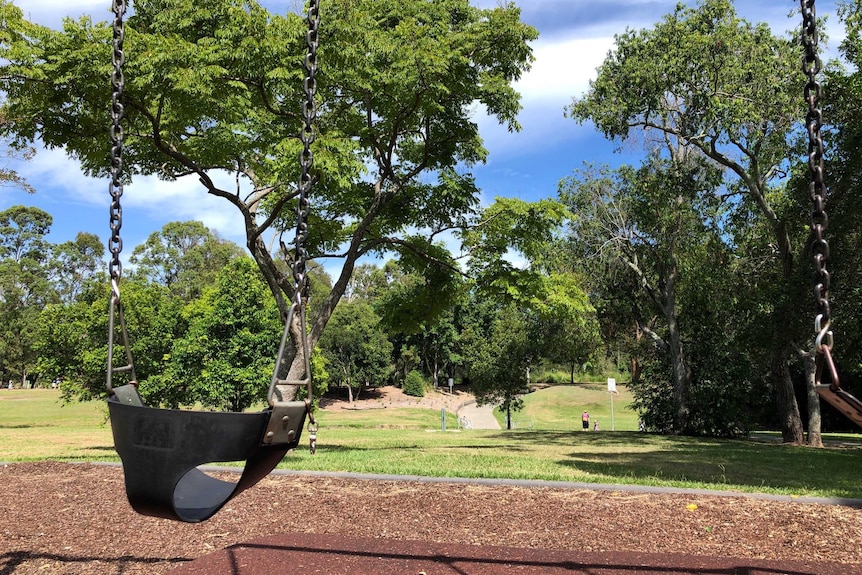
[292,431,862,498]
[552,433,862,498]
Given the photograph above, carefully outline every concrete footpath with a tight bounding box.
[456,400,501,429]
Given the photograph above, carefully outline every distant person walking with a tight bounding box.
[581,410,590,431]
[593,420,599,432]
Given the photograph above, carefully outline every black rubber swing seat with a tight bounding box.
[108,384,306,523]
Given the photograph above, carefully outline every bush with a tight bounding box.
[403,370,426,397]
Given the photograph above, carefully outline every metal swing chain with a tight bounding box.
[108,0,126,280]
[107,0,137,392]
[268,0,320,453]
[298,0,320,454]
[801,0,840,390]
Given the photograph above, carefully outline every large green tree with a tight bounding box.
[318,300,392,402]
[130,220,243,301]
[0,0,537,402]
[561,155,749,435]
[567,0,810,443]
[0,205,55,384]
[561,156,727,434]
[162,257,281,411]
[47,232,105,303]
[459,197,598,417]
[35,278,183,401]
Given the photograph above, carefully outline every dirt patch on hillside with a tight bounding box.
[319,384,472,413]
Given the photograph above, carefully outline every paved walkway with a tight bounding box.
[456,400,501,429]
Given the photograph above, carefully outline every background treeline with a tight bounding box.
[0,209,602,424]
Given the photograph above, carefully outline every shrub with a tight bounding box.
[403,370,426,397]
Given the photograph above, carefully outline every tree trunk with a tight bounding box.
[570,360,576,385]
[631,324,643,385]
[772,347,803,444]
[271,310,309,403]
[801,350,823,447]
[667,313,691,434]
[662,256,690,434]
[630,357,641,385]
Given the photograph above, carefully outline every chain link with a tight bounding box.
[296,0,320,444]
[106,0,138,392]
[294,0,318,307]
[801,0,839,389]
[109,0,126,282]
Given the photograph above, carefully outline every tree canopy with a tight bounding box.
[0,0,538,397]
[566,0,812,442]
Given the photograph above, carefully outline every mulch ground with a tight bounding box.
[1,461,861,575]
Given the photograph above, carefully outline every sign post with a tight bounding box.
[607,378,617,431]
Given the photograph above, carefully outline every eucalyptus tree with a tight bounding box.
[130,220,243,301]
[567,0,809,442]
[48,232,105,303]
[0,0,537,401]
[562,155,728,434]
[0,205,56,383]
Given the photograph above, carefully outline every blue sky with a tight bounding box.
[4,0,843,267]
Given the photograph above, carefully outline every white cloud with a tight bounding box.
[474,34,613,160]
[19,146,250,243]
[124,173,249,240]
[516,36,613,104]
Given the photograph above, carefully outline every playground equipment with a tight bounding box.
[800,0,862,426]
[104,0,320,522]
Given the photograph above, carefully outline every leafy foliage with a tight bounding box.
[566,0,811,441]
[403,370,426,398]
[130,221,243,301]
[318,300,393,400]
[162,257,281,411]
[461,301,530,427]
[0,0,539,394]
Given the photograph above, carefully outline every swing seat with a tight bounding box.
[108,384,306,523]
[817,385,862,428]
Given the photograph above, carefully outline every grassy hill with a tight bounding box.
[498,383,639,431]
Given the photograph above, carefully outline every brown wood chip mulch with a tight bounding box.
[1,461,860,575]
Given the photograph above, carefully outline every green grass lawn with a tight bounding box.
[3,387,861,499]
[497,383,639,431]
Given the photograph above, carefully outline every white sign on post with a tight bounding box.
[607,378,617,431]
[607,378,617,393]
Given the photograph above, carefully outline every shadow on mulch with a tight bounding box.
[166,532,849,575]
